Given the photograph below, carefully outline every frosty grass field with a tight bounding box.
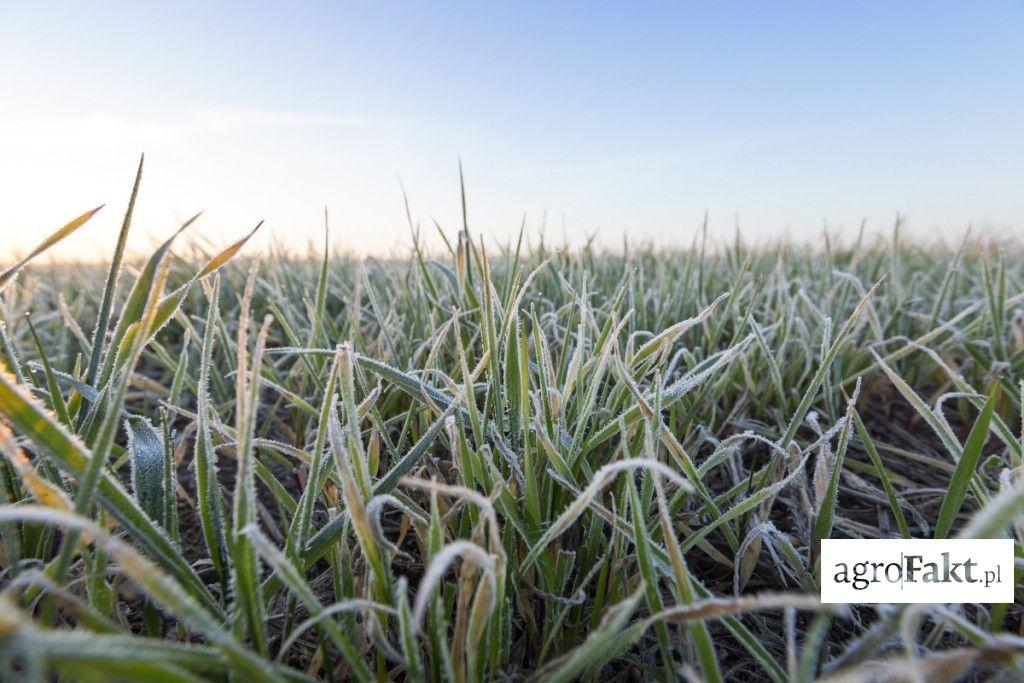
[1,162,1023,681]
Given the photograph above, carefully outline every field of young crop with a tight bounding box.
[1,167,1023,681]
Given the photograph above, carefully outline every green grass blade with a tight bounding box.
[83,155,143,388]
[125,416,165,522]
[934,382,1000,539]
[0,365,222,616]
[0,206,103,291]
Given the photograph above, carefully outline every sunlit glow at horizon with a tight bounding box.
[2,2,1021,262]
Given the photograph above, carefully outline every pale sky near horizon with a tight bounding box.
[1,2,1022,261]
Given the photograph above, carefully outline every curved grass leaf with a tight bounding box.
[125,416,165,522]
[0,367,221,616]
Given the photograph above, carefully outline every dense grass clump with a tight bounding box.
[1,168,1024,681]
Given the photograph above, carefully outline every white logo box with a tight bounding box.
[820,539,1015,604]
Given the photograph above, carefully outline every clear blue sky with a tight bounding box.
[1,2,1022,258]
